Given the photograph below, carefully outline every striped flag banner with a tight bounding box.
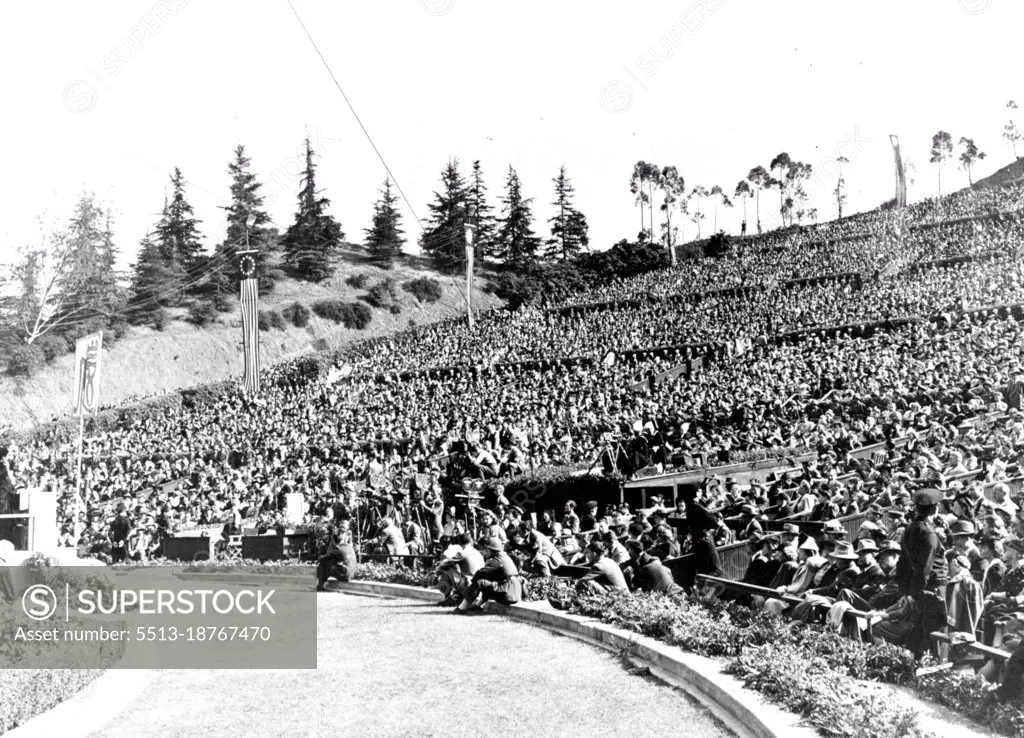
[238,250,260,396]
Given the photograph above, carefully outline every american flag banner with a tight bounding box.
[238,250,261,396]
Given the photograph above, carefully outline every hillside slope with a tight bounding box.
[0,250,501,432]
[972,157,1024,189]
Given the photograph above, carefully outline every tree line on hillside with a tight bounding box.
[1,109,1018,379]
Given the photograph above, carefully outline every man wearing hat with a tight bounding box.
[791,541,861,622]
[453,536,522,613]
[763,537,825,616]
[865,540,904,609]
[891,487,949,655]
[739,504,764,541]
[779,523,800,558]
[834,539,887,610]
[865,503,889,534]
[677,482,723,590]
[107,502,133,564]
[895,488,947,598]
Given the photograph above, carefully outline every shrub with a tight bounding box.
[312,299,347,323]
[258,267,284,294]
[362,279,399,309]
[312,300,373,330]
[6,344,45,377]
[212,292,232,313]
[345,302,373,330]
[403,277,443,303]
[258,310,285,331]
[34,333,70,362]
[151,307,169,331]
[110,319,130,341]
[188,301,216,327]
[345,273,370,289]
[281,302,310,328]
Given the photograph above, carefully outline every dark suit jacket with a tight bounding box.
[895,516,944,596]
[473,551,519,584]
[635,555,682,594]
[581,557,628,590]
[849,561,887,599]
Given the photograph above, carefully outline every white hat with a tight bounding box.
[799,538,819,552]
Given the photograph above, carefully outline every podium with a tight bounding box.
[284,493,306,527]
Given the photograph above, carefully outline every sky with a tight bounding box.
[1,0,1022,274]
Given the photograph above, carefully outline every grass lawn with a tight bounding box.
[88,594,734,737]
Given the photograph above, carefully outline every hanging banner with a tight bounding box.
[72,331,103,416]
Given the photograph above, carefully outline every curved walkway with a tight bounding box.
[85,594,734,737]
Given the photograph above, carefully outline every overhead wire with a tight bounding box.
[284,0,474,321]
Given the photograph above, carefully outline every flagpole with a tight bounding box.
[74,412,84,543]
[465,204,477,331]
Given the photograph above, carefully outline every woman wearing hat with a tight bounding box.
[949,519,987,583]
[944,550,984,634]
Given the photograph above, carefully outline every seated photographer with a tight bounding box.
[435,532,485,605]
[452,537,522,613]
[317,520,358,592]
[376,517,409,559]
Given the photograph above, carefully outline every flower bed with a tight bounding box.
[0,669,104,735]
[916,671,1024,737]
[0,608,126,735]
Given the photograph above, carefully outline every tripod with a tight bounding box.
[588,439,626,476]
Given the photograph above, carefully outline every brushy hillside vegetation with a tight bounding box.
[0,247,500,432]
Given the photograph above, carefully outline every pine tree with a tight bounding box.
[364,178,406,266]
[496,166,541,266]
[467,160,498,261]
[419,158,469,273]
[58,194,123,329]
[154,168,205,273]
[129,235,188,315]
[545,165,589,261]
[282,135,344,282]
[213,145,272,292]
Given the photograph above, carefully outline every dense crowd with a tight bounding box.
[3,179,1024,695]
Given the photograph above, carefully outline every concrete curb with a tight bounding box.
[330,581,815,738]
